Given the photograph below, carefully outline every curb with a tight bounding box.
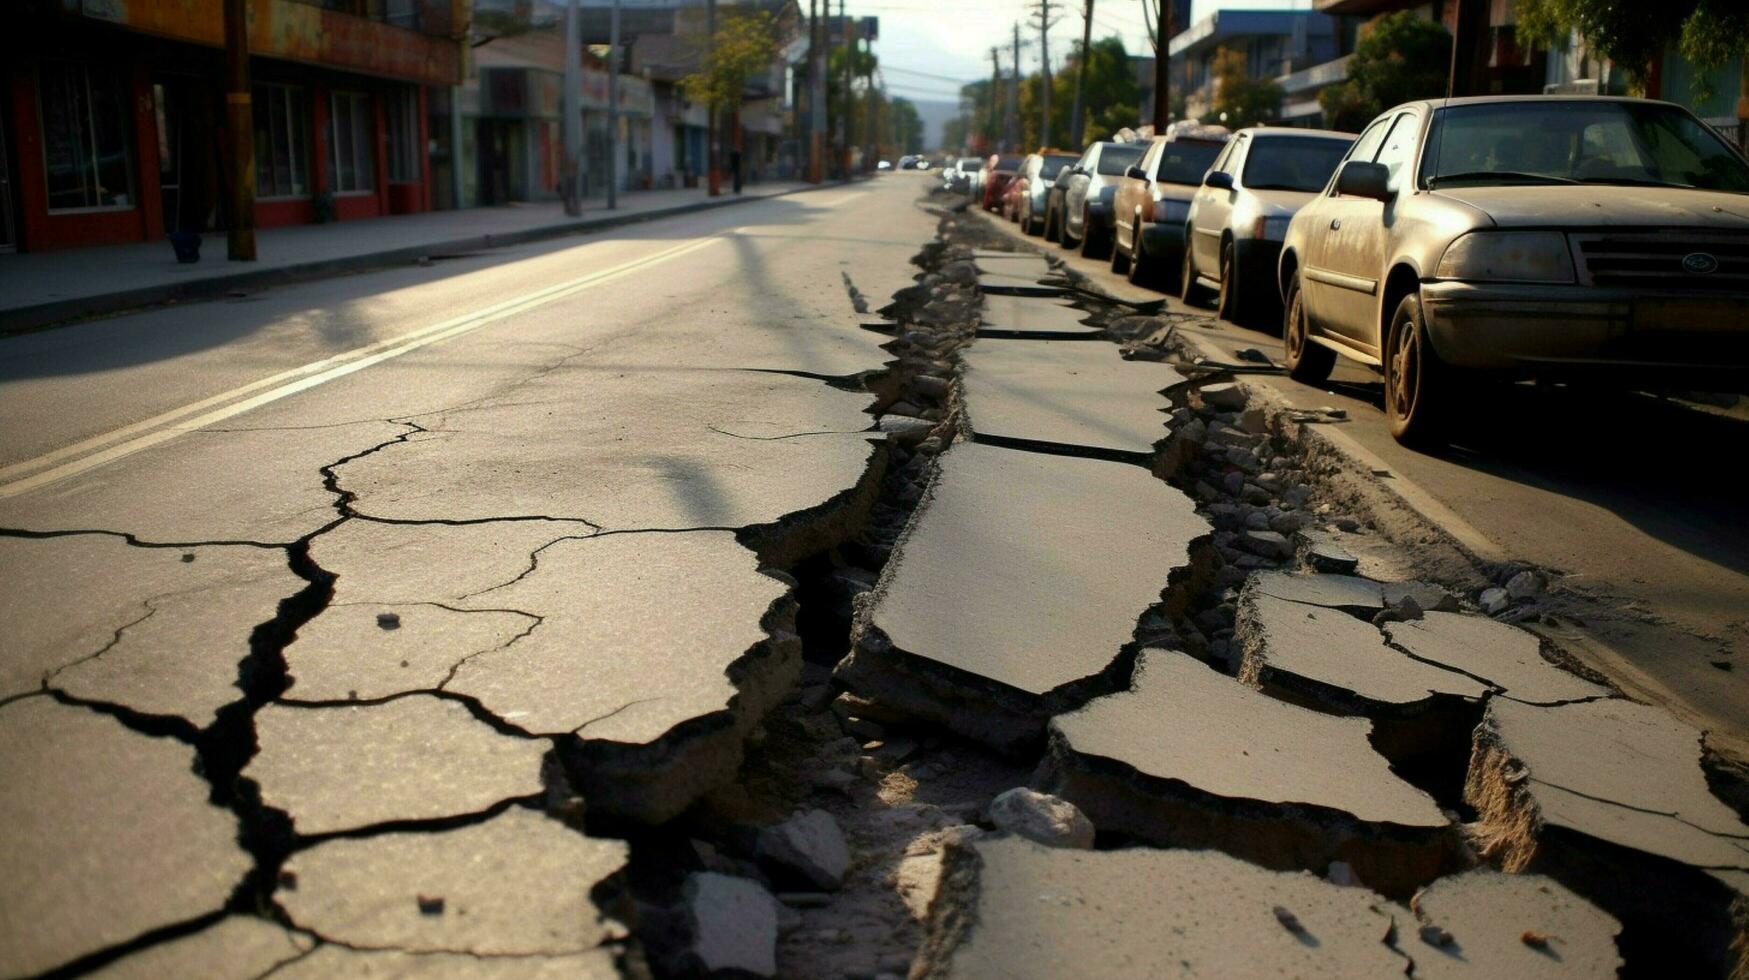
[2,179,868,335]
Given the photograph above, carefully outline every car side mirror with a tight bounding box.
[1204,171,1234,190]
[1335,161,1391,200]
[1125,165,1148,181]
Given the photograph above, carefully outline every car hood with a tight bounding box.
[1431,185,1749,230]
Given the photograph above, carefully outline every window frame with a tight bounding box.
[329,89,377,195]
[384,85,420,184]
[253,82,311,201]
[37,61,137,214]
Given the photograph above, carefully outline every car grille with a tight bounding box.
[1571,232,1749,292]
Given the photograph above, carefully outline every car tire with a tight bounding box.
[1043,204,1060,243]
[1216,240,1247,325]
[1180,242,1214,307]
[1283,276,1336,385]
[1081,221,1105,259]
[1127,222,1154,286]
[1110,222,1132,275]
[1383,292,1455,447]
[1060,215,1080,250]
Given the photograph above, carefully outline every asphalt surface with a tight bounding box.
[976,205,1749,759]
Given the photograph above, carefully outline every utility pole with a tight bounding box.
[807,0,822,182]
[1069,0,1093,147]
[223,0,256,260]
[840,0,852,178]
[606,0,620,209]
[1006,23,1021,152]
[562,0,582,214]
[989,46,1002,153]
[1151,0,1171,131]
[863,32,876,168]
[1031,0,1058,147]
[707,0,720,195]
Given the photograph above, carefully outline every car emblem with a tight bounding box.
[1681,252,1719,274]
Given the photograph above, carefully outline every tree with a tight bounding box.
[683,11,781,116]
[890,96,924,154]
[1318,12,1452,132]
[1201,47,1281,128]
[941,36,1138,154]
[1513,0,1749,97]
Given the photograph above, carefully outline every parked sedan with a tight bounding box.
[1278,95,1749,445]
[1181,127,1355,325]
[1011,151,1080,235]
[981,154,1024,213]
[1044,140,1145,257]
[1111,123,1230,286]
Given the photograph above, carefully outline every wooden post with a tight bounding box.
[224,0,256,259]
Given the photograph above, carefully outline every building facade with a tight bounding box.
[4,0,469,252]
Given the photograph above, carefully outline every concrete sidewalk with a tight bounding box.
[0,180,837,333]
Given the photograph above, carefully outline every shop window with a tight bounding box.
[38,62,135,211]
[330,91,376,193]
[386,87,420,183]
[254,84,310,198]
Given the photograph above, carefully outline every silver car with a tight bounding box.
[1279,95,1749,445]
[1180,127,1354,325]
[1043,140,1145,258]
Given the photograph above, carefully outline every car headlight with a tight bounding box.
[1156,199,1191,223]
[1250,216,1292,241]
[1436,231,1575,283]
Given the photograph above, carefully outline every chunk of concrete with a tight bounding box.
[913,836,1409,978]
[685,873,779,977]
[277,808,628,956]
[269,945,620,978]
[1407,871,1621,979]
[836,442,1209,753]
[979,294,1100,336]
[1249,570,1385,612]
[1043,651,1455,897]
[976,273,1065,297]
[0,699,252,977]
[0,533,301,726]
[89,917,314,979]
[1466,697,1749,976]
[246,697,548,835]
[960,340,1180,455]
[1384,612,1608,705]
[757,809,853,890]
[987,787,1094,849]
[1199,382,1248,411]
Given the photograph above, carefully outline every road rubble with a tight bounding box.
[2,181,1746,978]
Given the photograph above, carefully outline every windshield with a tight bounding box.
[1040,154,1079,179]
[959,158,984,171]
[1243,136,1353,192]
[1424,101,1749,192]
[994,155,1024,172]
[1095,143,1143,176]
[1155,140,1225,185]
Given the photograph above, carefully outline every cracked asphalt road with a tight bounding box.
[0,179,928,976]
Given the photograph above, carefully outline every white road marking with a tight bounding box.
[807,192,868,208]
[0,235,724,499]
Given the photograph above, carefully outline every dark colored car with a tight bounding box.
[981,154,1024,213]
[1044,141,1145,258]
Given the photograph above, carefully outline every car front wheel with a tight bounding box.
[1282,276,1336,385]
[1383,292,1456,446]
[1110,222,1132,275]
[1181,242,1213,307]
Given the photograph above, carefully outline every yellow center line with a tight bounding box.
[0,235,724,499]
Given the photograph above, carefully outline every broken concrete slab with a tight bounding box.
[978,294,1100,336]
[1467,697,1749,976]
[277,807,628,956]
[0,698,252,977]
[913,836,1409,978]
[1237,590,1489,709]
[268,945,620,979]
[976,273,1066,297]
[1407,871,1622,979]
[1042,651,1455,897]
[246,697,548,835]
[284,603,539,702]
[973,254,1054,280]
[757,809,852,891]
[836,442,1208,753]
[685,873,779,977]
[960,340,1179,455]
[1249,569,1385,612]
[0,533,300,726]
[89,916,315,979]
[1385,612,1609,705]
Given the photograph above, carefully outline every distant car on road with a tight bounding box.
[952,156,985,195]
[981,154,1024,213]
[877,160,893,171]
[1279,95,1749,445]
[1111,123,1230,287]
[899,155,918,170]
[1012,151,1081,235]
[1044,140,1145,257]
[1181,127,1355,325]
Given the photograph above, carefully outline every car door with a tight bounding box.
[1302,115,1395,345]
[1319,110,1422,348]
[1193,136,1245,270]
[1117,141,1162,253]
[1065,146,1097,236]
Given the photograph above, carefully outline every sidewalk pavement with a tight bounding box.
[0,180,835,333]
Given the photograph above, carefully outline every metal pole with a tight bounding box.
[1038,0,1052,148]
[1007,23,1020,151]
[990,46,1002,153]
[708,0,721,195]
[1152,0,1171,130]
[450,84,465,208]
[809,0,825,181]
[224,0,256,260]
[607,0,620,209]
[1070,0,1091,147]
[562,0,582,214]
[840,0,851,179]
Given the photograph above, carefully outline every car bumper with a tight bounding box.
[1420,281,1749,383]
